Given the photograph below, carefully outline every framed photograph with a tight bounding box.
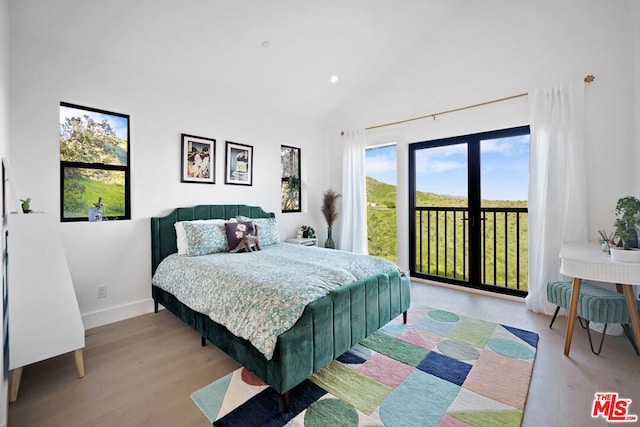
[281,145,301,212]
[181,134,216,184]
[225,141,253,185]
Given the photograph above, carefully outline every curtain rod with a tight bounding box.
[340,74,595,136]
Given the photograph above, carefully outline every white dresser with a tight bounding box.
[7,213,85,401]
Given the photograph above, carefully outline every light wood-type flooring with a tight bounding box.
[8,281,640,426]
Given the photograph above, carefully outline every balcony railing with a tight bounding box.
[414,206,528,294]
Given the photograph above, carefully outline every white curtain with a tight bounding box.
[338,129,369,254]
[526,80,588,314]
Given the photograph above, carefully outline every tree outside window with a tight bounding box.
[59,102,130,221]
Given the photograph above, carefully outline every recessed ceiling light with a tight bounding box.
[330,75,339,84]
[261,41,270,49]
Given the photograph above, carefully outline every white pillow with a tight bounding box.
[175,219,226,255]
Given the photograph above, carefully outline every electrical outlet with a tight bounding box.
[97,284,107,299]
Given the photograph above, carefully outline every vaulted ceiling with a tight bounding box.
[9,1,631,128]
[10,1,457,125]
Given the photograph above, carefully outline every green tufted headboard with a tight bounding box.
[150,204,275,274]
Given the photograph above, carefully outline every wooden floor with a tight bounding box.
[8,281,640,427]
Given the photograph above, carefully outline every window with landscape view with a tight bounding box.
[59,102,130,222]
[409,126,530,297]
[365,144,397,263]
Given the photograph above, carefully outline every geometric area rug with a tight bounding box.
[191,306,539,427]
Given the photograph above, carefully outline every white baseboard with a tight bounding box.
[81,298,155,330]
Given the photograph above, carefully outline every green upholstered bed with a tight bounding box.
[150,204,410,405]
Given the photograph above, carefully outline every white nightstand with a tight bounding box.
[286,238,318,246]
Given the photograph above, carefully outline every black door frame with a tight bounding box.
[408,125,530,296]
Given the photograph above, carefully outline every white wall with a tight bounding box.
[327,1,638,272]
[0,0,9,422]
[634,1,640,195]
[7,0,640,333]
[8,3,328,328]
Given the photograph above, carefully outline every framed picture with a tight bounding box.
[281,145,301,212]
[225,141,253,186]
[181,134,216,184]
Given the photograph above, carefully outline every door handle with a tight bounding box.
[462,216,474,227]
[462,215,486,227]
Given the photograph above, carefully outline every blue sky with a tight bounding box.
[365,135,530,201]
[365,144,398,186]
[60,105,129,139]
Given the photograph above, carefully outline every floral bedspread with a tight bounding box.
[152,243,402,360]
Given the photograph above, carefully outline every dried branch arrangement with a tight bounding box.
[321,189,341,227]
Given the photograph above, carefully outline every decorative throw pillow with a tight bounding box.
[237,216,280,246]
[224,221,255,251]
[175,219,226,255]
[182,221,229,256]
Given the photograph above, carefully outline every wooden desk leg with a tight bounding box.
[9,367,23,403]
[621,285,640,352]
[74,349,85,378]
[564,277,582,356]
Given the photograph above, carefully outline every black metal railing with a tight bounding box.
[414,206,528,293]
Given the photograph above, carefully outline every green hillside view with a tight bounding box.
[60,111,128,219]
[367,176,528,292]
[367,177,398,263]
[63,173,126,218]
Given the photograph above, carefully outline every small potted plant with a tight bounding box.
[611,196,640,262]
[300,225,315,238]
[20,198,32,213]
[287,176,300,193]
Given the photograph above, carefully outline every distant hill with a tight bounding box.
[366,176,528,291]
[366,177,397,263]
[366,176,397,208]
[366,176,527,208]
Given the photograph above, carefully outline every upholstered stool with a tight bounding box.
[546,281,640,355]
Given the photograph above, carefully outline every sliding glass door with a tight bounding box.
[409,126,529,296]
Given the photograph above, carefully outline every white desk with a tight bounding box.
[559,241,640,356]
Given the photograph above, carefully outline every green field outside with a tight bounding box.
[366,176,528,292]
[63,174,125,219]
